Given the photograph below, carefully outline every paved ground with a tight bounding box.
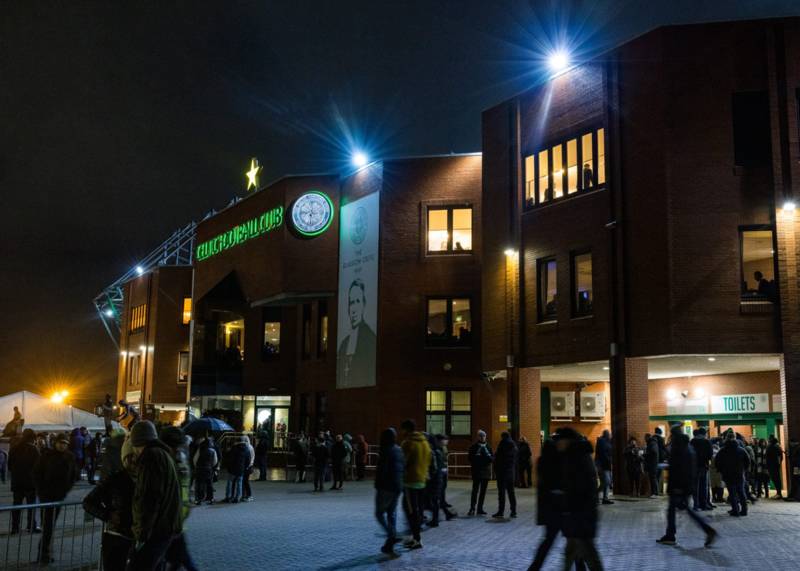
[180,480,800,571]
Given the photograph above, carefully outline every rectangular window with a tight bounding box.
[128,354,141,386]
[740,228,776,304]
[524,155,535,205]
[317,300,329,357]
[427,206,472,253]
[426,298,472,347]
[425,389,471,436]
[181,298,192,325]
[538,258,558,322]
[302,303,312,359]
[551,144,564,199]
[597,128,606,185]
[538,150,550,203]
[732,91,771,166]
[263,321,280,356]
[177,351,189,383]
[581,133,594,189]
[572,252,593,317]
[566,138,578,194]
[130,304,147,332]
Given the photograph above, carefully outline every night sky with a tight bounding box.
[1,1,797,411]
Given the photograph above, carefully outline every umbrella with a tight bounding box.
[183,416,234,435]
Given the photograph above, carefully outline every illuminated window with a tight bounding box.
[129,304,147,332]
[525,155,535,204]
[597,127,606,185]
[567,139,578,194]
[740,227,776,305]
[127,354,141,386]
[552,144,564,198]
[427,206,472,254]
[572,252,593,317]
[426,297,471,347]
[582,133,594,189]
[538,258,557,322]
[426,389,471,436]
[177,351,189,383]
[263,321,281,356]
[182,298,192,325]
[218,318,244,362]
[538,150,550,203]
[318,300,329,357]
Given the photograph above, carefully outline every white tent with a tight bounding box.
[0,390,115,432]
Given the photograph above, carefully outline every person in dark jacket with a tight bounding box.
[355,434,368,481]
[330,434,348,490]
[425,433,454,526]
[35,434,77,564]
[657,426,716,546]
[291,434,307,483]
[765,435,784,499]
[436,434,454,510]
[714,432,750,516]
[374,428,404,555]
[559,429,603,571]
[86,432,102,485]
[653,427,668,494]
[493,431,518,518]
[9,428,40,533]
[101,431,126,481]
[644,434,660,497]
[223,438,249,503]
[595,430,613,504]
[161,427,199,571]
[127,420,183,571]
[529,438,564,571]
[517,436,533,488]
[623,436,643,498]
[70,427,86,481]
[311,432,330,492]
[690,428,714,510]
[190,435,217,504]
[467,429,493,516]
[83,436,134,571]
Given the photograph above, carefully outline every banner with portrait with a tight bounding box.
[336,191,379,388]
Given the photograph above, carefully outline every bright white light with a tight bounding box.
[783,200,796,212]
[548,50,570,74]
[707,357,716,362]
[695,387,706,398]
[602,366,609,371]
[104,309,114,317]
[666,389,677,400]
[139,345,146,352]
[352,151,368,168]
[135,265,145,276]
[504,248,517,257]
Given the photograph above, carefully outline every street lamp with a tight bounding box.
[351,151,368,168]
[547,49,571,76]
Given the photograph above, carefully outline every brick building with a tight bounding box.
[482,17,800,488]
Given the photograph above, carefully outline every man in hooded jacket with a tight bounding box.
[35,434,77,564]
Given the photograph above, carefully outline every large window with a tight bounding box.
[263,321,281,356]
[426,390,471,436]
[219,319,244,362]
[525,127,606,207]
[740,228,776,304]
[177,351,189,383]
[427,206,472,253]
[538,258,558,322]
[130,304,147,332]
[127,354,141,386]
[181,298,192,325]
[572,252,593,317]
[426,297,472,347]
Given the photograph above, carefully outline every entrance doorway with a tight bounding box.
[256,406,290,450]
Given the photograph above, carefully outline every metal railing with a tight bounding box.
[0,500,103,570]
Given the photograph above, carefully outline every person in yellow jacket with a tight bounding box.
[400,419,431,550]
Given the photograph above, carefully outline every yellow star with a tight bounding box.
[246,158,261,191]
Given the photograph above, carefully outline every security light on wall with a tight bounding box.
[783,199,796,212]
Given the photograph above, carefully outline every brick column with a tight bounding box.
[518,367,541,480]
[609,357,650,495]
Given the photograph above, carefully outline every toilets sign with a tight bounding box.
[710,393,770,414]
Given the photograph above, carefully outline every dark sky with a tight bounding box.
[1,1,797,410]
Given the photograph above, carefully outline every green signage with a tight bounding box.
[196,206,284,261]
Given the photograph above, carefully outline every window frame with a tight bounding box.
[424,296,473,348]
[129,304,147,332]
[425,388,472,437]
[524,126,606,209]
[177,351,190,384]
[181,298,192,325]
[537,257,558,323]
[738,224,777,305]
[570,250,593,318]
[261,309,282,360]
[424,203,474,256]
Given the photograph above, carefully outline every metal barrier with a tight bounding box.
[0,500,103,570]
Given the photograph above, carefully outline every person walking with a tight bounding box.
[400,419,430,550]
[644,434,660,497]
[493,431,518,518]
[624,436,643,498]
[8,428,40,534]
[190,434,218,505]
[765,435,784,499]
[690,428,713,510]
[241,435,255,501]
[312,432,330,492]
[355,434,369,481]
[331,434,348,490]
[126,420,182,571]
[529,438,564,571]
[714,432,750,516]
[657,425,717,547]
[517,436,533,488]
[375,428,404,556]
[222,436,249,503]
[34,434,77,564]
[560,428,604,571]
[595,430,613,504]
[467,429,493,516]
[160,427,199,571]
[82,434,134,571]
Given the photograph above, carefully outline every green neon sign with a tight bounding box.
[196,206,283,261]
